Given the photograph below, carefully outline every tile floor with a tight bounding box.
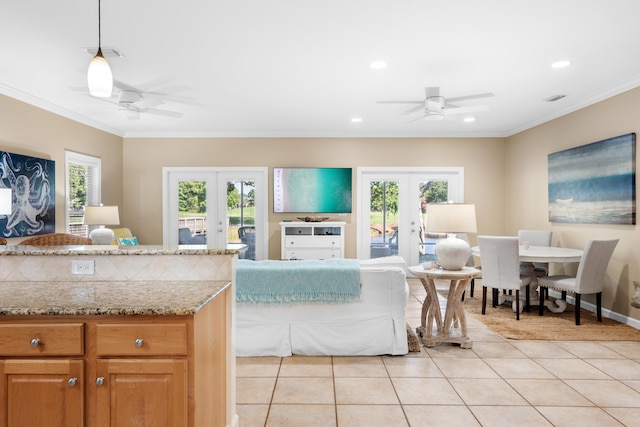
[236,279,640,426]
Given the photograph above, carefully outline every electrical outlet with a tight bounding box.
[72,259,94,275]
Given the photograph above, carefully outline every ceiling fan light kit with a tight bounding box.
[87,0,113,98]
[425,111,444,121]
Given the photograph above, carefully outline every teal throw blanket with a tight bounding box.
[236,259,361,304]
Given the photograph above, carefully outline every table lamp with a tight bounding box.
[84,205,120,244]
[426,203,477,270]
[0,188,12,215]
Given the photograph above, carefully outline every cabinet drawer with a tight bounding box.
[284,249,342,260]
[0,323,84,356]
[95,324,188,356]
[284,237,341,248]
[284,227,312,235]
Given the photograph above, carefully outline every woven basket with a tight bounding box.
[20,233,92,246]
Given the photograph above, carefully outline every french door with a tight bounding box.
[357,167,464,266]
[162,167,268,260]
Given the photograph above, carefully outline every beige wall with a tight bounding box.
[505,86,640,319]
[122,137,506,257]
[0,94,123,243]
[2,87,639,322]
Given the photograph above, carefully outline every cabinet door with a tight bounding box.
[0,359,84,427]
[95,359,187,427]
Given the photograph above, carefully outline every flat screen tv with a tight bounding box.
[273,167,352,213]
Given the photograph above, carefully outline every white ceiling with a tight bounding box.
[2,0,640,139]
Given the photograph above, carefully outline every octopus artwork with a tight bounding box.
[0,152,55,238]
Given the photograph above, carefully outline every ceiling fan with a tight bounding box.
[378,87,493,121]
[104,89,184,120]
[77,77,191,120]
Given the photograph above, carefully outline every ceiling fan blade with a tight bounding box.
[95,96,118,106]
[135,98,164,110]
[377,100,423,105]
[406,115,427,124]
[443,105,489,115]
[445,92,494,105]
[400,104,425,115]
[145,108,184,118]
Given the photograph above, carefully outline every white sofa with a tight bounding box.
[236,256,410,357]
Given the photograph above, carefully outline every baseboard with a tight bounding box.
[548,290,640,330]
[228,413,240,427]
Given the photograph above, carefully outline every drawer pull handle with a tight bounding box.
[68,377,78,387]
[96,377,105,386]
[30,338,41,347]
[134,338,144,347]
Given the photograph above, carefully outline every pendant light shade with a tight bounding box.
[88,0,112,98]
[88,48,113,97]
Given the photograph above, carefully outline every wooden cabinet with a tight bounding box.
[1,359,84,426]
[280,221,346,260]
[95,359,187,427]
[0,288,229,427]
[0,322,85,426]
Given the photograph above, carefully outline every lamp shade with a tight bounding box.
[87,49,113,98]
[84,205,119,245]
[426,203,477,234]
[426,203,477,271]
[0,188,12,215]
[84,205,120,226]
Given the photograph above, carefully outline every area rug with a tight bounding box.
[462,293,640,341]
[406,323,421,351]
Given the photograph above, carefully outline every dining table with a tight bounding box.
[470,245,583,313]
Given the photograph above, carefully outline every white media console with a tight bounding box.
[280,221,346,260]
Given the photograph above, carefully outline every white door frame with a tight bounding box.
[162,167,268,259]
[357,167,465,264]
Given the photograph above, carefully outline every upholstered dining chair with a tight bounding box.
[518,229,552,276]
[538,238,618,325]
[458,233,481,300]
[20,233,92,246]
[478,235,532,320]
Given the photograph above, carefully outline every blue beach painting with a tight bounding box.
[548,133,635,224]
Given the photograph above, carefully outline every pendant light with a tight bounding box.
[87,0,113,97]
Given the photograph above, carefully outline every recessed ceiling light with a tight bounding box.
[551,60,572,68]
[351,117,363,123]
[369,61,388,70]
[463,117,475,123]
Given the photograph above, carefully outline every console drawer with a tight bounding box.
[284,249,342,260]
[0,323,84,356]
[95,323,188,356]
[284,236,341,248]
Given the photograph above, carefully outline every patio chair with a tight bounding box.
[238,226,256,259]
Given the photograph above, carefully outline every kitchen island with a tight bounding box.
[0,245,239,427]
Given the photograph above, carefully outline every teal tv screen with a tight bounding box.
[273,167,352,213]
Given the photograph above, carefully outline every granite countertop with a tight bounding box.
[0,244,246,256]
[0,280,231,316]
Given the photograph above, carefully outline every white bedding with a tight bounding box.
[236,262,409,357]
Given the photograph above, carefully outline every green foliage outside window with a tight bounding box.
[68,163,87,210]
